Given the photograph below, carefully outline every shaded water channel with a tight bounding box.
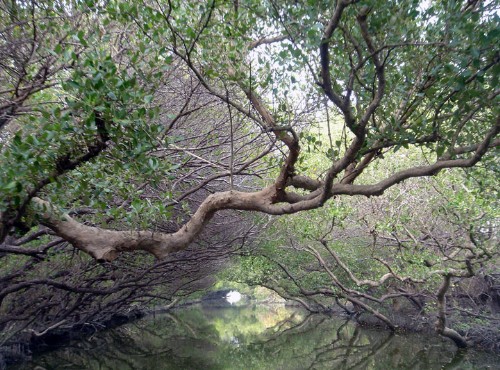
[13,304,499,369]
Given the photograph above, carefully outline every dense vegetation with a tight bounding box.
[0,0,498,362]
[225,148,498,349]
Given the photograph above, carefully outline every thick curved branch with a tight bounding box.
[31,186,277,261]
[435,274,468,348]
[330,120,499,196]
[29,115,497,262]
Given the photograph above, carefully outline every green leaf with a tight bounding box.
[107,91,117,100]
[66,80,80,89]
[5,181,18,190]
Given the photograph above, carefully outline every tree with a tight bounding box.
[1,0,498,259]
[0,0,498,349]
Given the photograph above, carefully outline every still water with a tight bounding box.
[15,305,499,369]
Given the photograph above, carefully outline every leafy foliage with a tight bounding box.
[0,0,498,356]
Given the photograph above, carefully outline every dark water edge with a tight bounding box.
[0,309,146,369]
[7,304,500,370]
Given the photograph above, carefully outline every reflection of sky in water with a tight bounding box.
[225,290,242,305]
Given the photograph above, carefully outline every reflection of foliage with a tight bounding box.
[22,306,499,370]
[211,305,297,344]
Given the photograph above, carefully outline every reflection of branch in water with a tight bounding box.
[313,327,367,369]
[267,311,312,336]
[441,348,468,370]
[248,314,354,366]
[35,334,176,370]
[309,321,351,353]
[258,313,320,346]
[27,305,482,370]
[305,320,352,370]
[304,323,396,370]
[97,350,145,370]
[286,318,347,365]
[335,320,351,343]
[401,347,432,369]
[124,319,189,360]
[34,310,226,370]
[100,329,175,361]
[164,312,198,338]
[345,330,394,370]
[341,325,361,368]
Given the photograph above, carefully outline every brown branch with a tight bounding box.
[319,0,356,127]
[29,116,497,262]
[435,274,468,348]
[1,111,111,244]
[356,9,386,134]
[240,86,300,194]
[301,242,395,329]
[0,238,64,257]
[248,35,288,50]
[320,240,419,287]
[330,119,499,196]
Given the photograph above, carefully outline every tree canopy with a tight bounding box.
[0,0,498,353]
[1,0,498,260]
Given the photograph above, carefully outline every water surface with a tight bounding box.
[14,305,499,369]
